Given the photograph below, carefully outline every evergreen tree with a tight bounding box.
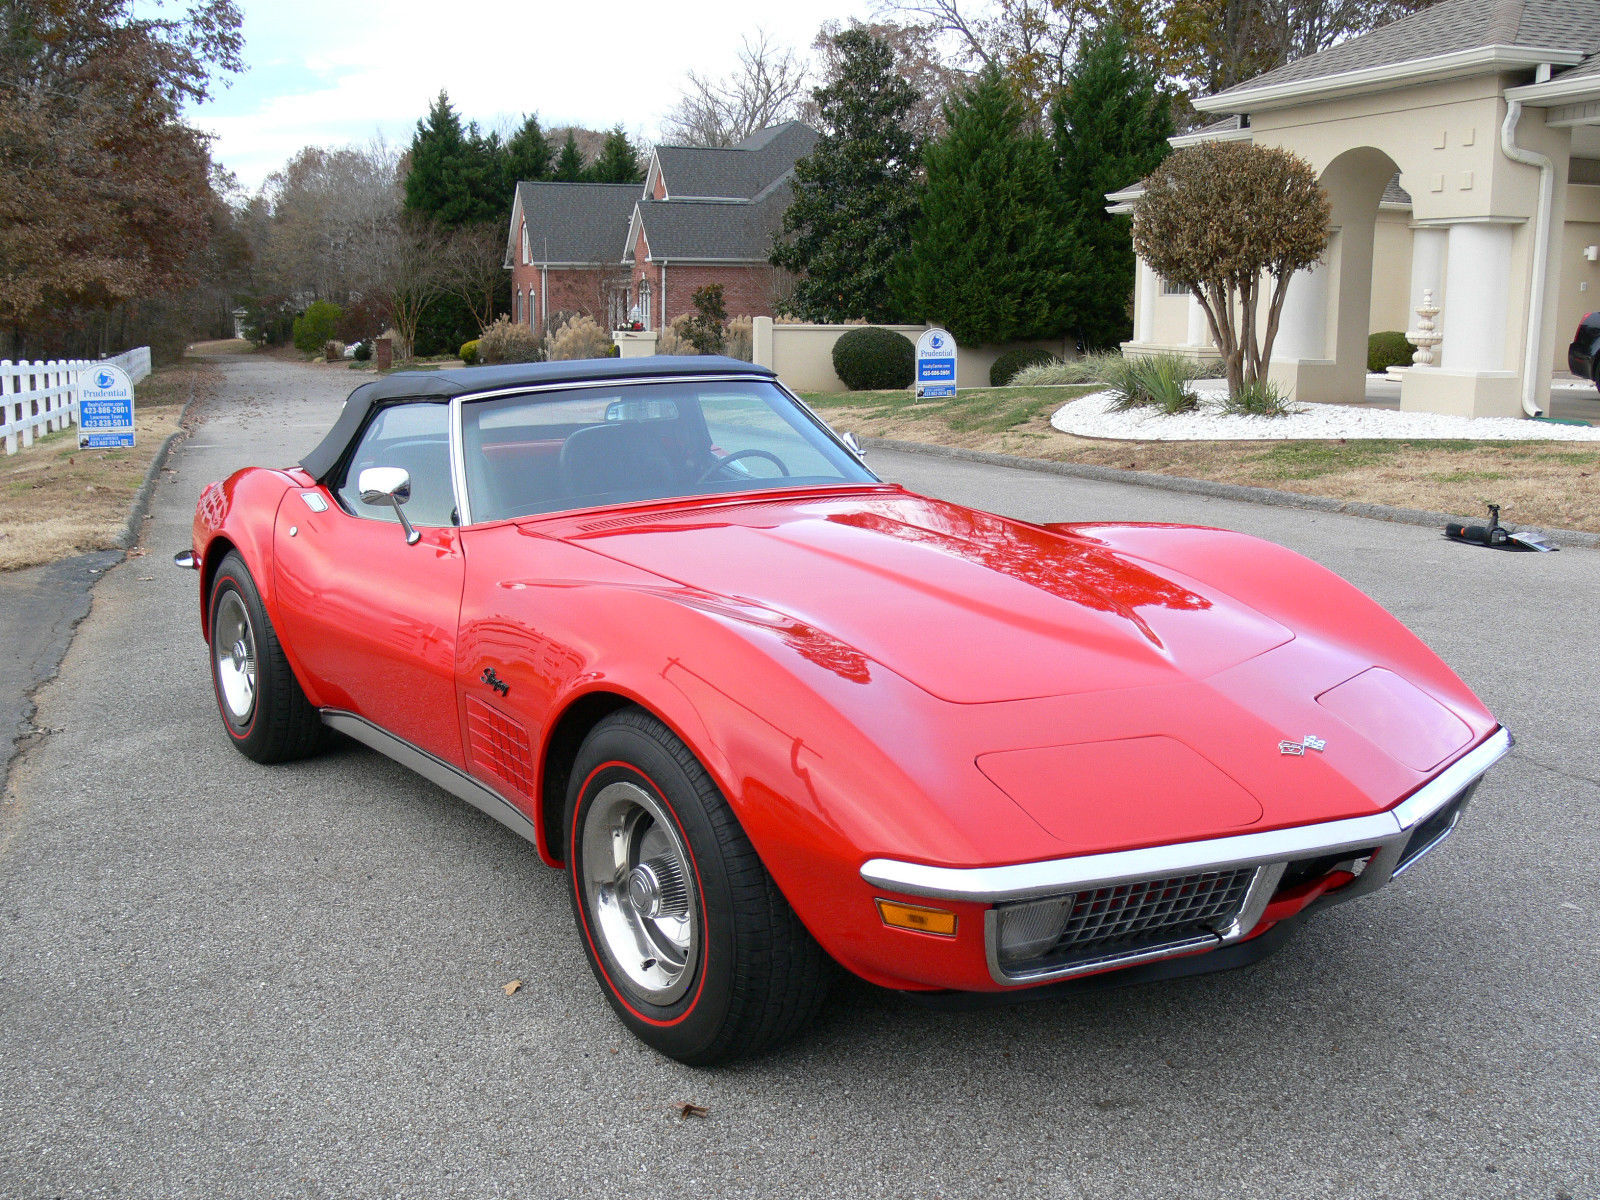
[770,28,920,324]
[894,69,1073,345]
[503,114,553,186]
[553,131,586,182]
[588,126,644,183]
[404,91,473,222]
[1051,27,1173,349]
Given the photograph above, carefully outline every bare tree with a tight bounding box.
[1132,141,1330,396]
[662,31,808,147]
[371,213,453,360]
[445,220,510,332]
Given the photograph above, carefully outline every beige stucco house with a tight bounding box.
[1111,0,1600,418]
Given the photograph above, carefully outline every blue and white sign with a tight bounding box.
[915,328,957,399]
[78,364,135,449]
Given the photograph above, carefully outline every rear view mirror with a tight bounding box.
[605,398,679,422]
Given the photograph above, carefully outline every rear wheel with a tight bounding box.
[565,708,830,1065]
[208,551,324,763]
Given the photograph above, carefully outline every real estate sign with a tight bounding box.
[78,364,135,449]
[915,328,957,399]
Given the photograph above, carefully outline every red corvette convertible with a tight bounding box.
[180,357,1511,1064]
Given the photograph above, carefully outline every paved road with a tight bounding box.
[2,356,1596,1199]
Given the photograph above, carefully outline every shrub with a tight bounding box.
[990,347,1058,387]
[292,300,342,354]
[1093,352,1204,413]
[657,314,701,356]
[546,314,614,361]
[545,310,580,341]
[725,316,753,362]
[1368,330,1413,373]
[459,339,480,365]
[478,316,544,364]
[684,284,727,354]
[337,295,390,346]
[352,341,372,362]
[832,326,915,390]
[1223,378,1296,417]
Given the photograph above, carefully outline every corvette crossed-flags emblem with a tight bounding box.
[1279,735,1328,756]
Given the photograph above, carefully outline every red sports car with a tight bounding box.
[179,357,1511,1064]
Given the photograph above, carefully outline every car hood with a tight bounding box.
[555,491,1294,704]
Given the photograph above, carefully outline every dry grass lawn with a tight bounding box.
[0,359,218,571]
[808,386,1600,533]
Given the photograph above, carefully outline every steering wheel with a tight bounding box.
[694,448,790,484]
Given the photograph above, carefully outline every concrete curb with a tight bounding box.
[118,372,202,550]
[860,435,1600,550]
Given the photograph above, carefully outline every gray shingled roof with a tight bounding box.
[513,182,640,264]
[652,122,818,199]
[631,183,791,262]
[1210,0,1600,100]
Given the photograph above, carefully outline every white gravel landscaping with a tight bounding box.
[1051,378,1600,442]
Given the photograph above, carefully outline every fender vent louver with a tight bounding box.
[465,696,537,799]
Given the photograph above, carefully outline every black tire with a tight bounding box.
[565,708,831,1065]
[207,551,324,764]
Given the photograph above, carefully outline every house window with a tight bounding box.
[521,226,531,266]
[528,289,537,329]
[515,289,522,324]
[638,281,651,330]
[1160,276,1188,297]
[608,286,629,330]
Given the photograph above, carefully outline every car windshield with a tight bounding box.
[460,378,877,523]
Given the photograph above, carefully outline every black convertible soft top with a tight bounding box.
[298,355,776,482]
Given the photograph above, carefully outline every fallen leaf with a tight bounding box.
[502,979,522,996]
[127,547,146,558]
[676,1102,709,1120]
[137,576,153,582]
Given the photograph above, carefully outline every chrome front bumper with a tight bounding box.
[860,727,1513,985]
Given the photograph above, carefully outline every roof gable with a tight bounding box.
[512,181,641,264]
[652,122,818,199]
[1198,0,1600,112]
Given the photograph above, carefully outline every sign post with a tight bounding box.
[915,328,957,399]
[78,364,136,449]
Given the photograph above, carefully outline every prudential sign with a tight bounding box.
[915,328,957,399]
[78,364,136,449]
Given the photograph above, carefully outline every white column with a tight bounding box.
[1273,264,1330,360]
[1135,259,1156,344]
[1407,226,1447,320]
[1439,223,1512,372]
[1186,297,1208,346]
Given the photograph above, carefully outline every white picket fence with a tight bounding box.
[1,347,152,455]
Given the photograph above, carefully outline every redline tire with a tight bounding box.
[565,708,831,1065]
[207,552,324,764]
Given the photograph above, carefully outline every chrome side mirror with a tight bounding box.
[358,466,420,545]
[841,430,865,460]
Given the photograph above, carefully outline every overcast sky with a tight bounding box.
[190,0,879,193]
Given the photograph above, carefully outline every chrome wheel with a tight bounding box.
[212,590,257,725]
[579,780,699,1005]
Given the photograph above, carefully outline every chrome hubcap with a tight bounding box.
[580,781,698,1005]
[213,591,257,724]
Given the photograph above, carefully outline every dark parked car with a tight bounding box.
[1569,311,1600,387]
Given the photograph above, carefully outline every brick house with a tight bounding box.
[505,123,817,335]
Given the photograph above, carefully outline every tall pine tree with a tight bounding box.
[588,126,644,183]
[404,91,473,222]
[770,28,920,324]
[553,131,586,182]
[894,69,1073,345]
[503,114,553,187]
[1051,27,1172,348]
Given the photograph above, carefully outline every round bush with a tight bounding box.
[990,347,1058,387]
[352,341,371,362]
[1367,331,1413,373]
[459,339,480,366]
[832,327,915,391]
[291,300,341,355]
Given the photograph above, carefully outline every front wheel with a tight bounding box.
[565,709,830,1064]
[208,551,324,764]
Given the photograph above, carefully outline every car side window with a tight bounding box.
[334,402,455,527]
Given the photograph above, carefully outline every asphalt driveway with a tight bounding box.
[1,356,1595,1199]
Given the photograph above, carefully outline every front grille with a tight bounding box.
[996,866,1257,976]
[1394,790,1467,875]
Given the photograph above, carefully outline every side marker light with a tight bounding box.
[876,899,958,937]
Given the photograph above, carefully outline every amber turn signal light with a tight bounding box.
[876,899,958,937]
